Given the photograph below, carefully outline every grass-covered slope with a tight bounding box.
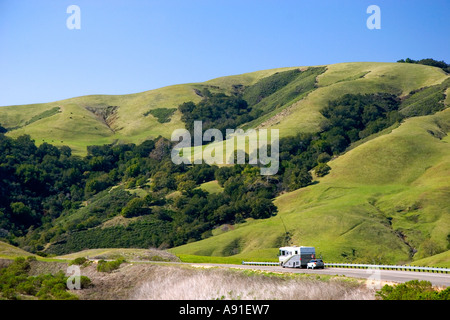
[1,62,449,267]
[0,241,36,259]
[0,67,297,155]
[170,108,450,266]
[0,85,198,155]
[264,62,447,138]
[1,62,446,155]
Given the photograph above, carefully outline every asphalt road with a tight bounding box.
[189,263,450,288]
[91,259,450,288]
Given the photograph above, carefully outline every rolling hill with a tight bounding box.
[0,67,299,155]
[0,240,36,259]
[170,108,450,265]
[1,61,449,266]
[1,62,445,154]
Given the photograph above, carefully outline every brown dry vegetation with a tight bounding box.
[0,258,376,300]
[56,247,181,263]
[74,263,375,300]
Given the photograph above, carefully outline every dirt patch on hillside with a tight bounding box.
[255,105,296,128]
[85,105,119,133]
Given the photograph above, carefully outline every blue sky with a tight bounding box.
[0,0,449,106]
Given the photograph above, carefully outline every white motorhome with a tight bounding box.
[278,246,316,268]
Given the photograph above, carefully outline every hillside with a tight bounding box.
[170,108,450,265]
[1,62,446,154]
[0,61,449,267]
[0,67,298,155]
[0,241,36,259]
[256,62,446,137]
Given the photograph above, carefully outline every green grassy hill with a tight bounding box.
[167,62,450,266]
[2,62,445,154]
[264,62,447,138]
[1,61,449,267]
[0,67,297,155]
[170,108,450,265]
[0,241,36,259]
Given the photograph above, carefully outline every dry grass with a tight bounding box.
[131,266,375,300]
[74,263,160,300]
[0,258,375,300]
[56,247,180,263]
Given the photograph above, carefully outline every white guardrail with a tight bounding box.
[242,261,280,266]
[241,261,450,273]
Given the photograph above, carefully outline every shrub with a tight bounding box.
[376,280,450,300]
[96,258,126,273]
[121,198,148,218]
[315,163,331,177]
[69,257,88,266]
[0,259,79,300]
[79,276,92,289]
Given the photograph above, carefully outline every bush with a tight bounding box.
[0,258,79,300]
[79,276,92,289]
[96,258,126,273]
[376,280,450,300]
[315,163,331,177]
[121,197,148,218]
[69,257,88,266]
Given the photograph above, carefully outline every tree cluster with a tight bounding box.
[397,58,450,73]
[179,90,253,137]
[320,93,402,153]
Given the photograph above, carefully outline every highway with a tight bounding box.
[188,263,450,288]
[88,258,450,288]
